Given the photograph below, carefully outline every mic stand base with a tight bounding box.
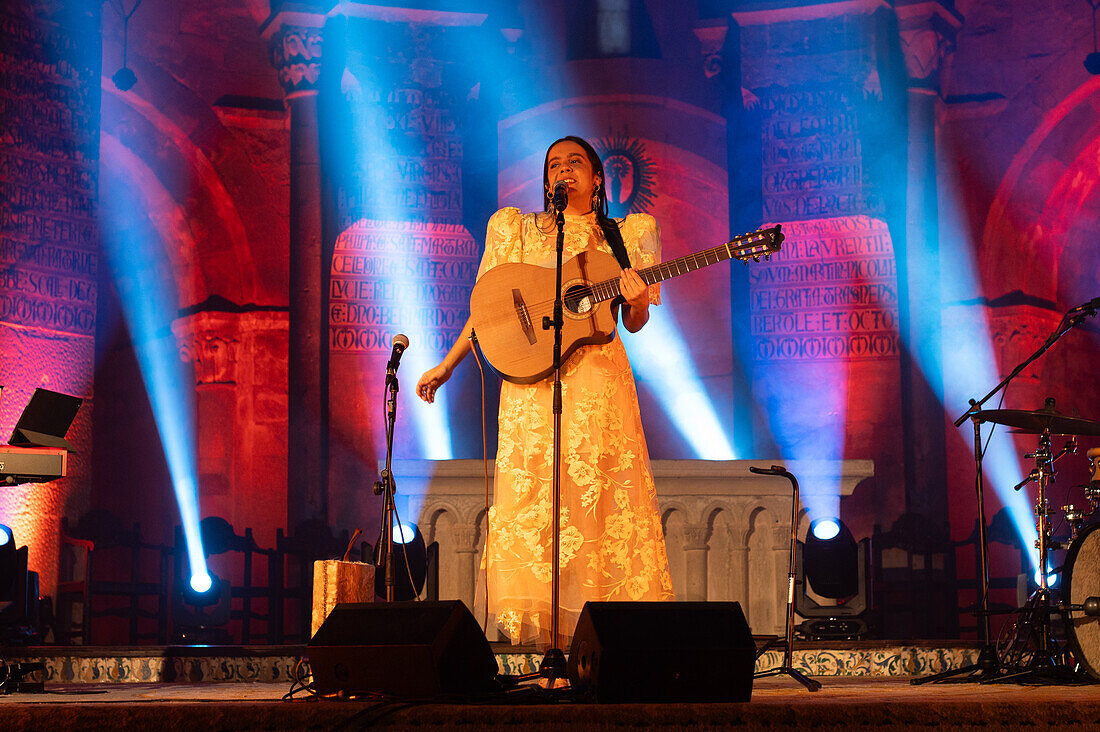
[749,465,821,693]
[755,664,821,692]
[538,647,568,687]
[910,644,1000,685]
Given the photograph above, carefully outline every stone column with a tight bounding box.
[450,523,481,609]
[696,17,761,454]
[264,13,327,528]
[681,523,710,602]
[896,2,961,522]
[172,310,290,546]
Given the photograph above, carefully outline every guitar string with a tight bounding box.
[507,236,775,319]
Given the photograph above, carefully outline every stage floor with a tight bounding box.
[3,676,1100,729]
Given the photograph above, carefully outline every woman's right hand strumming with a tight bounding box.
[416,363,453,404]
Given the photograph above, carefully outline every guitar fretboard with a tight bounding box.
[587,227,780,304]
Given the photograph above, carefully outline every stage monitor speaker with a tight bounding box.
[307,600,498,698]
[567,601,756,703]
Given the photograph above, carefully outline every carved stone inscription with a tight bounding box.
[329,220,477,354]
[0,11,98,336]
[750,216,898,361]
[339,24,463,227]
[759,86,881,221]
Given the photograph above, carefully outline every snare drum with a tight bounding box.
[1065,521,1100,680]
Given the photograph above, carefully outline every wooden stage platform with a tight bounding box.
[3,676,1100,729]
[2,643,1098,729]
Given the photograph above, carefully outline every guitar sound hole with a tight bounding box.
[564,284,594,315]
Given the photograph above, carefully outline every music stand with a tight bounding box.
[7,388,82,450]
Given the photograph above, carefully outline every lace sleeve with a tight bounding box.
[625,214,662,306]
[477,207,523,280]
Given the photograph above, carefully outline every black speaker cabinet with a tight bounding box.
[567,601,756,703]
[308,600,498,698]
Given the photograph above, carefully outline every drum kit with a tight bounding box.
[966,399,1100,683]
[907,297,1100,685]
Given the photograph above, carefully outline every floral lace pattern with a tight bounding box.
[478,208,674,646]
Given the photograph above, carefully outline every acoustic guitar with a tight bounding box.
[469,225,783,384]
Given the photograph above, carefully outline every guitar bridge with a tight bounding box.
[513,288,537,345]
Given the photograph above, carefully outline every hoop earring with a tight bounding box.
[545,188,553,207]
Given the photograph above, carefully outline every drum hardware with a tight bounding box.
[914,299,1097,686]
[988,424,1081,683]
[1062,504,1091,544]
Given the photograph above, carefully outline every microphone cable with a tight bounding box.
[470,330,492,632]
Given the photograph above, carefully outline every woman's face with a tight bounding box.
[546,140,601,214]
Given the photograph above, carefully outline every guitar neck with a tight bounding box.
[589,227,780,304]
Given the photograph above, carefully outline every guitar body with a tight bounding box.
[470,249,623,384]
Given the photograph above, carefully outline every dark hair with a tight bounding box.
[540,135,631,268]
[542,135,609,219]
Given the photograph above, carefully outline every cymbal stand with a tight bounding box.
[915,301,1097,685]
[912,413,1000,684]
[750,465,821,692]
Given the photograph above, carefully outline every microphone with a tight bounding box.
[552,180,568,212]
[387,333,409,374]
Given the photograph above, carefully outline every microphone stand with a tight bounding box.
[749,465,821,692]
[373,366,400,602]
[913,298,1097,684]
[536,199,569,686]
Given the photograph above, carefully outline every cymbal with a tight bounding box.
[974,407,1100,436]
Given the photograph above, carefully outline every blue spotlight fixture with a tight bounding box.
[373,522,437,601]
[393,521,417,545]
[804,518,858,598]
[189,571,213,595]
[0,525,15,589]
[0,526,42,644]
[810,517,841,542]
[182,571,223,608]
[795,517,869,640]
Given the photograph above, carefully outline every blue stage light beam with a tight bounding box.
[623,308,738,459]
[757,356,849,523]
[98,180,210,592]
[339,28,456,463]
[911,166,1038,572]
[940,309,1038,571]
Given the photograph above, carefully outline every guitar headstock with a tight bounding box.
[728,224,783,263]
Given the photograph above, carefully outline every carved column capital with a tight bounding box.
[682,523,710,551]
[262,7,329,100]
[693,21,728,80]
[895,1,963,93]
[172,313,240,385]
[451,523,481,553]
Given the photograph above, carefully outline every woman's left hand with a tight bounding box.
[619,268,651,333]
[619,268,650,312]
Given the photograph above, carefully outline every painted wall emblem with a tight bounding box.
[594,133,657,218]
